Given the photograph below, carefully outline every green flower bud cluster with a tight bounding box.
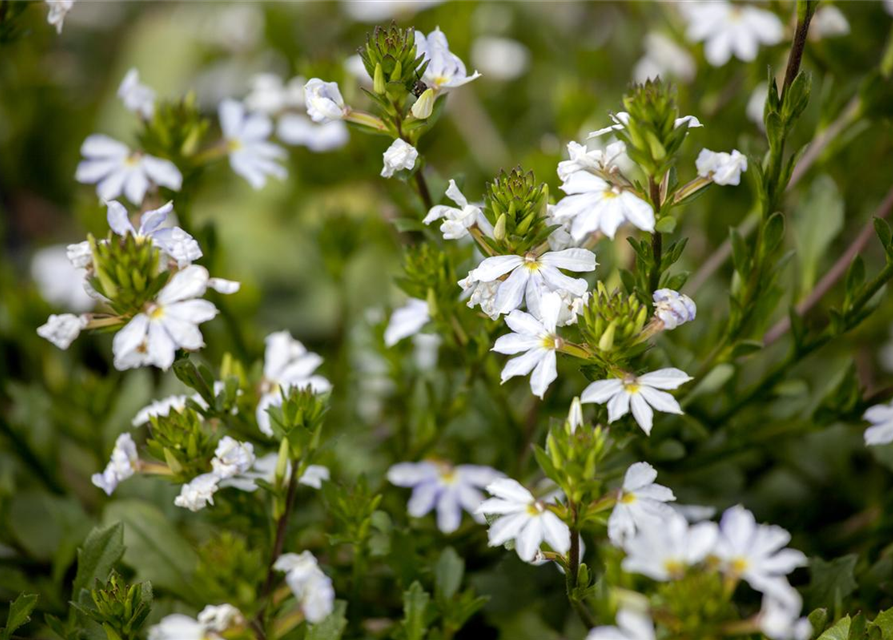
[76,572,153,640]
[359,23,427,99]
[480,168,551,254]
[619,79,690,179]
[195,533,266,610]
[397,243,456,315]
[145,407,215,481]
[267,386,329,455]
[537,422,610,505]
[580,283,648,362]
[137,91,209,169]
[89,232,167,317]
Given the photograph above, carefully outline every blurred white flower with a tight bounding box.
[696,149,748,186]
[423,179,492,240]
[587,609,655,640]
[91,433,139,495]
[810,5,850,40]
[415,28,481,93]
[274,551,335,623]
[653,289,697,330]
[384,298,430,347]
[341,0,442,23]
[46,0,75,34]
[118,68,155,119]
[477,478,571,563]
[31,245,93,312]
[196,605,243,633]
[132,394,200,426]
[553,172,655,240]
[466,248,595,318]
[277,115,349,152]
[388,460,503,533]
[747,83,769,128]
[381,139,418,178]
[221,453,330,492]
[211,436,256,479]
[863,400,893,446]
[76,135,182,205]
[149,604,242,640]
[304,78,347,123]
[589,111,702,139]
[256,331,331,436]
[759,589,812,640]
[581,368,692,435]
[245,73,305,114]
[714,505,807,596]
[471,36,530,81]
[299,465,330,489]
[492,291,564,399]
[219,99,287,189]
[107,200,203,267]
[622,512,718,580]
[608,462,676,546]
[567,397,584,433]
[112,266,221,371]
[634,32,696,84]
[37,313,88,350]
[682,1,784,67]
[174,472,220,512]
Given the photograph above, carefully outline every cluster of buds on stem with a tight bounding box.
[480,168,551,254]
[580,283,649,366]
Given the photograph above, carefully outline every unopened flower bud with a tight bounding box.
[411,88,436,119]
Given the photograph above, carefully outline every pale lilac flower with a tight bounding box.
[415,28,481,93]
[256,331,331,436]
[388,460,503,533]
[118,69,155,119]
[477,478,571,563]
[810,6,849,39]
[46,0,74,34]
[552,172,654,240]
[423,179,493,240]
[174,473,220,512]
[91,433,139,495]
[608,462,676,545]
[696,149,748,186]
[634,32,696,84]
[76,135,182,205]
[38,313,88,350]
[384,298,430,347]
[714,505,808,596]
[471,36,530,82]
[466,248,595,317]
[31,245,94,312]
[381,139,418,178]
[220,99,287,189]
[112,266,221,371]
[492,291,564,399]
[107,201,202,267]
[759,588,812,640]
[587,609,655,640]
[863,400,893,446]
[653,289,697,330]
[304,78,347,123]
[580,368,692,435]
[274,551,335,623]
[621,512,718,581]
[682,1,784,67]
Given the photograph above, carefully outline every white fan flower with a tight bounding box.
[588,111,702,139]
[415,28,481,93]
[580,368,693,435]
[304,78,347,123]
[76,135,182,205]
[106,200,203,267]
[653,289,697,330]
[621,512,719,581]
[422,179,493,240]
[220,99,287,189]
[682,1,784,67]
[37,313,88,350]
[274,551,335,623]
[557,140,629,183]
[31,245,94,312]
[634,32,696,84]
[608,462,676,545]
[118,68,155,119]
[174,473,220,512]
[381,139,419,178]
[210,436,256,479]
[587,608,656,640]
[552,172,654,240]
[476,478,571,563]
[384,298,430,347]
[91,433,139,496]
[863,400,893,446]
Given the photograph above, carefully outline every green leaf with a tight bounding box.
[306,601,348,640]
[762,212,786,257]
[102,500,198,597]
[401,581,430,640]
[818,616,851,640]
[730,227,749,275]
[655,216,676,234]
[435,547,464,602]
[870,607,893,639]
[2,593,38,640]
[72,523,125,600]
[794,175,844,295]
[806,555,858,611]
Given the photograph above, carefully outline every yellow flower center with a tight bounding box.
[664,559,685,576]
[148,305,165,320]
[526,501,545,516]
[730,557,749,574]
[523,254,541,272]
[620,491,637,504]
